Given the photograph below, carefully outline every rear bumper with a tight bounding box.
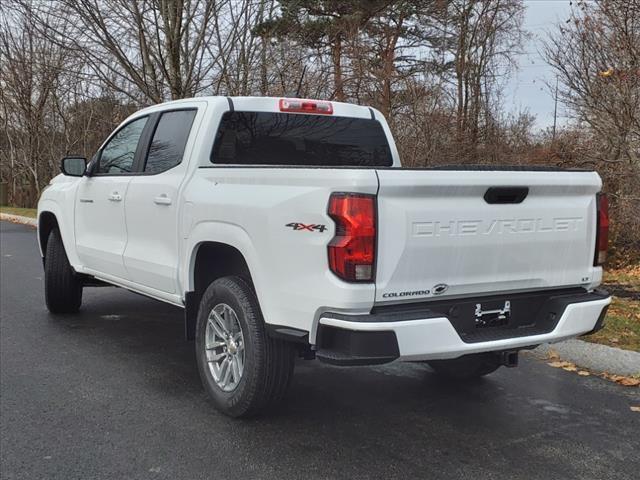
[316,289,611,365]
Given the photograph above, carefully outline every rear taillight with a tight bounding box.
[594,193,609,265]
[279,98,333,114]
[328,193,376,282]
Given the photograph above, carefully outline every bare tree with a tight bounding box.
[256,1,392,101]
[544,0,639,166]
[210,0,279,96]
[349,1,438,118]
[544,0,639,262]
[0,4,71,203]
[25,0,226,103]
[432,0,526,159]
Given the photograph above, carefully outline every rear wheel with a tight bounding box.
[195,276,295,417]
[428,353,501,380]
[44,228,83,314]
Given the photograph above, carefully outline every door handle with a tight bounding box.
[153,194,172,205]
[108,192,122,202]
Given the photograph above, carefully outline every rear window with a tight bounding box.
[211,111,392,167]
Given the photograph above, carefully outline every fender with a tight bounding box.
[182,220,275,325]
[37,199,82,269]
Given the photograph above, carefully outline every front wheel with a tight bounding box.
[44,228,83,314]
[195,276,295,417]
[428,353,501,380]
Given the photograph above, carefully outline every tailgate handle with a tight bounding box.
[484,186,529,204]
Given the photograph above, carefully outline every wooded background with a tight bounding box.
[1,0,638,264]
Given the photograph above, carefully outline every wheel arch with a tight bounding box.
[38,211,60,258]
[184,236,262,340]
[191,241,254,297]
[37,200,82,270]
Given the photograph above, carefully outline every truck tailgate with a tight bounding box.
[374,169,601,304]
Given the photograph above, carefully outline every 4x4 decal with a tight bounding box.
[286,222,327,233]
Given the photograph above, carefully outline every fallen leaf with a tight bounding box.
[601,372,640,387]
[562,365,578,372]
[599,67,614,77]
[548,361,574,368]
[578,370,590,376]
[618,377,640,387]
[630,406,640,412]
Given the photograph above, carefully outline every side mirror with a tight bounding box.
[60,156,87,177]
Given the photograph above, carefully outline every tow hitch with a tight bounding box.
[475,300,511,327]
[497,350,519,368]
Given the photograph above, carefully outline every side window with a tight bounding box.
[98,117,148,174]
[144,110,197,174]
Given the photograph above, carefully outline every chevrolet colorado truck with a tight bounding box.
[38,96,611,417]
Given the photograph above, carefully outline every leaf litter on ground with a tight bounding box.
[546,358,639,387]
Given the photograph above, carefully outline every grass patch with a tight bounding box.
[0,206,37,218]
[584,266,640,352]
[604,265,640,289]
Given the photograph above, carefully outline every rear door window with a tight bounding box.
[144,109,197,174]
[211,111,392,167]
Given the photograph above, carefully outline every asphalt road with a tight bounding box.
[1,220,639,480]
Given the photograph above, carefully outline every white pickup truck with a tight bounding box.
[38,96,611,417]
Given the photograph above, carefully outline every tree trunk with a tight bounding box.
[331,37,345,101]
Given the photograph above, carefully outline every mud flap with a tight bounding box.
[184,291,198,340]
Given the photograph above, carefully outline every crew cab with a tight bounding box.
[38,96,611,417]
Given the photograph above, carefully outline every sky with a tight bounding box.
[506,0,574,130]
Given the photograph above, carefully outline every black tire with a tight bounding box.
[428,353,501,380]
[195,276,295,418]
[44,228,83,314]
